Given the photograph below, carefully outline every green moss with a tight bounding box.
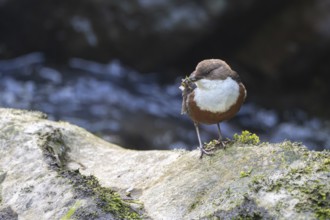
[95,187,141,220]
[316,208,330,220]
[240,169,253,178]
[59,169,143,220]
[295,179,330,220]
[61,200,82,220]
[248,147,330,219]
[200,130,260,156]
[188,190,207,212]
[320,158,330,172]
[324,158,330,165]
[249,175,267,193]
[189,201,198,211]
[251,175,265,184]
[233,130,260,145]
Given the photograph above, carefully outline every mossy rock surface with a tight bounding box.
[0,108,329,219]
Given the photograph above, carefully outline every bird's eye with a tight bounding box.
[204,66,218,76]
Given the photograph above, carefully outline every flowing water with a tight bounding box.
[1,53,329,151]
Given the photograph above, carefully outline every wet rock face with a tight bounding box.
[0,108,329,219]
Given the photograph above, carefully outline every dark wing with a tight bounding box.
[181,78,196,114]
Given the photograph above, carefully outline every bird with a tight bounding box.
[180,59,246,158]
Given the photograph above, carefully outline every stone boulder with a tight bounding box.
[0,108,329,219]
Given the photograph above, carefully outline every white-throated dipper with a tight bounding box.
[180,59,246,158]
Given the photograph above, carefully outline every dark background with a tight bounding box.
[1,0,330,150]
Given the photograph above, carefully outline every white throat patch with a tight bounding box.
[194,78,239,113]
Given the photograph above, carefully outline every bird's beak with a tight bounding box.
[188,76,198,82]
[188,71,202,82]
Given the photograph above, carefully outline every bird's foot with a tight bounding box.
[199,139,232,158]
[215,139,230,149]
[199,146,214,159]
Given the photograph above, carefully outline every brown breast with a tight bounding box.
[187,83,246,124]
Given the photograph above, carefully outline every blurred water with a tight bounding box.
[0,53,329,151]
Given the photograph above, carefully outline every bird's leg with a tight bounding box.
[216,123,226,148]
[194,122,213,158]
[217,123,223,141]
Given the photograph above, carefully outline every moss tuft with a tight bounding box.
[233,130,260,145]
[59,169,143,220]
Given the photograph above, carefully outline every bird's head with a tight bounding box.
[188,59,236,89]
